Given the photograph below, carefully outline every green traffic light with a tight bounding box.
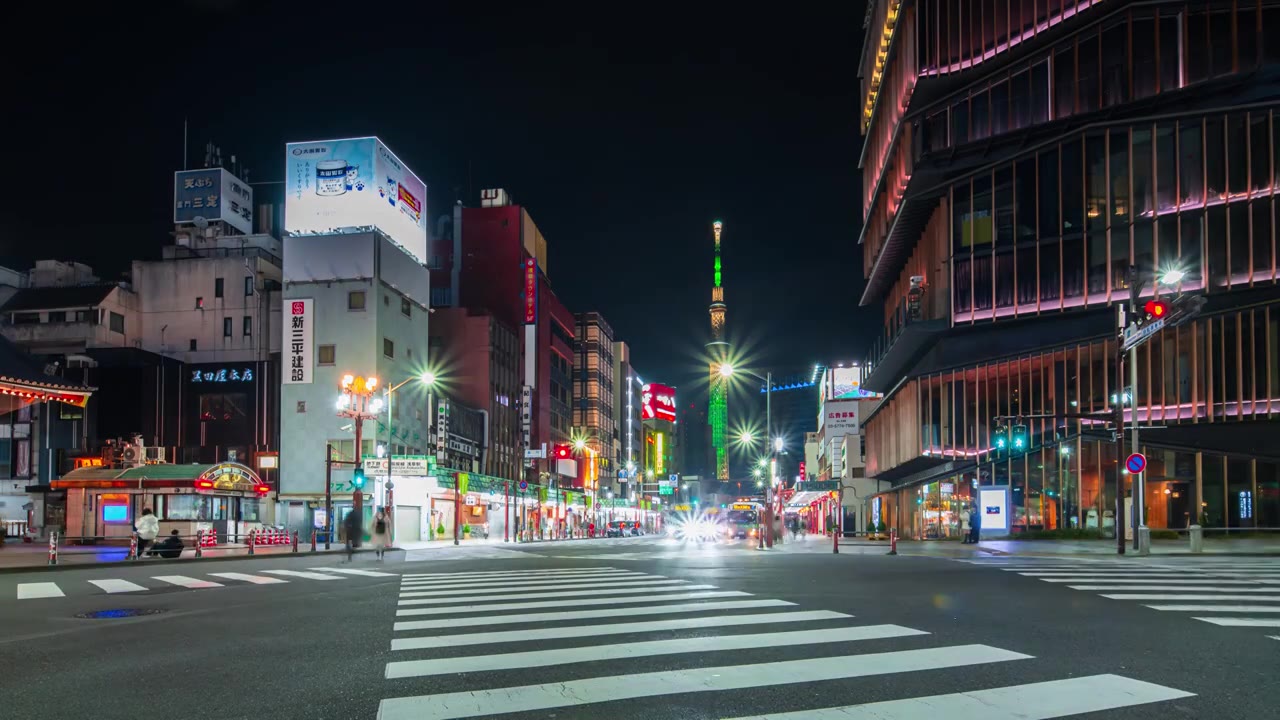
[353,469,366,488]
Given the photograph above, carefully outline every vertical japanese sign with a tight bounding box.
[523,257,537,324]
[284,299,313,384]
[436,400,449,454]
[799,461,806,482]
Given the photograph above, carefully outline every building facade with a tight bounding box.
[613,341,645,499]
[573,311,616,494]
[858,0,1280,540]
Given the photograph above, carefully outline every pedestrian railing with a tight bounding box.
[45,529,304,565]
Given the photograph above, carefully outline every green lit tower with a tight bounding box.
[707,219,729,481]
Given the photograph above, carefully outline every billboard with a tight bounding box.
[642,383,677,422]
[821,399,860,438]
[283,299,314,384]
[523,258,537,324]
[174,168,254,235]
[284,137,427,265]
[827,366,877,400]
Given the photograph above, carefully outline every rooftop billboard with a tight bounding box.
[642,383,677,422]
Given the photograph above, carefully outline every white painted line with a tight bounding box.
[400,569,640,582]
[1101,593,1280,601]
[396,590,748,616]
[394,599,793,630]
[88,579,147,593]
[316,567,397,577]
[17,582,64,600]
[1268,635,1280,641]
[399,578,689,598]
[1193,617,1280,627]
[398,572,651,589]
[151,575,223,589]
[375,644,1030,720]
[1069,585,1280,592]
[1042,577,1263,585]
[391,610,849,651]
[719,673,1194,720]
[386,624,927,678]
[397,583,719,606]
[1149,604,1280,612]
[1017,571,1206,576]
[400,567,619,579]
[261,569,346,581]
[209,572,287,585]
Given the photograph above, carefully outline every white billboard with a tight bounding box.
[821,399,860,438]
[284,299,314,384]
[284,137,427,265]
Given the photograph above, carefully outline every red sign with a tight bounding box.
[641,383,677,422]
[799,461,806,481]
[523,258,537,324]
[1125,453,1147,475]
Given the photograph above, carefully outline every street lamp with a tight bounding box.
[380,370,440,544]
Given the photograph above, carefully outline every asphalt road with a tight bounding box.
[0,535,1272,719]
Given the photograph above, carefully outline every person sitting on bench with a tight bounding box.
[149,529,185,559]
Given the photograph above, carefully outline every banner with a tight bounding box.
[457,473,470,494]
[283,299,314,384]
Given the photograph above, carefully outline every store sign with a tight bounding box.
[447,437,477,457]
[191,366,255,383]
[523,258,537,324]
[174,168,254,235]
[798,461,806,481]
[800,480,840,492]
[436,401,449,453]
[641,383,677,422]
[362,455,435,476]
[822,399,860,437]
[196,463,260,492]
[465,494,477,506]
[283,299,313,384]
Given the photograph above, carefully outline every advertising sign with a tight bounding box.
[978,486,1011,534]
[826,366,877,400]
[284,137,427,265]
[174,168,254,235]
[641,383,677,422]
[523,258,538,324]
[283,299,313,384]
[821,399,860,437]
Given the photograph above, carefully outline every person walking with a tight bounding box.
[371,510,390,561]
[343,509,363,562]
[134,508,160,559]
[969,504,982,544]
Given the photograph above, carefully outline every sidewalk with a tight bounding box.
[0,537,343,574]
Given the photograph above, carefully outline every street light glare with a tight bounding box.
[739,431,754,443]
[420,371,437,385]
[573,439,587,450]
[773,437,784,452]
[1159,268,1187,285]
[718,364,734,378]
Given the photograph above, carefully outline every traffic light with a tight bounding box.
[352,468,366,489]
[553,444,572,460]
[1140,299,1170,326]
[1011,424,1027,451]
[993,424,1009,452]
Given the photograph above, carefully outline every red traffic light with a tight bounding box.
[1144,300,1169,319]
[553,444,572,459]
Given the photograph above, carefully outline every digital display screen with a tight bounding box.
[102,504,129,523]
[978,487,1010,533]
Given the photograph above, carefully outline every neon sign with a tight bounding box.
[191,367,255,383]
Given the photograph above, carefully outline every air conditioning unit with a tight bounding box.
[145,446,165,463]
[121,444,144,468]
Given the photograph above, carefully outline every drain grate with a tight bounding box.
[75,608,168,619]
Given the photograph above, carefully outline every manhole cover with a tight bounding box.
[75,608,168,619]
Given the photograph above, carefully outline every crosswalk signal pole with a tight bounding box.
[1114,297,1128,556]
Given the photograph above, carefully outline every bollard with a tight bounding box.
[128,532,139,560]
[311,529,317,553]
[48,531,58,566]
[1137,526,1151,556]
[1189,524,1204,553]
[887,528,898,556]
[247,529,256,555]
[292,530,299,553]
[195,530,203,558]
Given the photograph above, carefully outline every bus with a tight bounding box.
[724,501,763,540]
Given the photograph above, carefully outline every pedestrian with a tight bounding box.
[134,508,160,559]
[959,506,971,543]
[371,510,389,561]
[789,516,799,540]
[969,505,982,544]
[152,529,185,558]
[343,509,363,562]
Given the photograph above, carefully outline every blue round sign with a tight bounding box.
[1125,453,1147,475]
[518,480,529,491]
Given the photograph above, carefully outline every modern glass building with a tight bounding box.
[858,0,1280,539]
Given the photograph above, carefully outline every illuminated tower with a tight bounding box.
[707,219,729,481]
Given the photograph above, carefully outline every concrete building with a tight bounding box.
[613,341,645,499]
[573,311,616,496]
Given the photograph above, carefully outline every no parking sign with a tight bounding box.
[1125,453,1147,475]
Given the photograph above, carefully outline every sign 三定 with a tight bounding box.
[283,299,313,384]
[174,168,254,235]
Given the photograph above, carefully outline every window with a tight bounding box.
[189,339,197,352]
[196,296,204,309]
[348,291,366,310]
[1030,61,1050,125]
[242,316,252,337]
[1077,34,1099,113]
[401,297,411,317]
[1061,138,1084,236]
[1250,113,1271,194]
[108,311,125,334]
[1158,13,1181,92]
[951,98,970,145]
[383,338,394,358]
[47,311,66,323]
[244,276,254,296]
[1101,22,1128,107]
[215,278,224,298]
[1132,19,1157,100]
[1039,148,1060,238]
[200,393,248,422]
[164,495,209,521]
[990,79,1009,136]
[223,317,233,338]
[1054,45,1075,118]
[318,345,336,365]
[1179,119,1204,208]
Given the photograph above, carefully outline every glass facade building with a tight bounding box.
[858,0,1280,539]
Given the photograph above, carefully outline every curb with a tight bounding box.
[0,546,403,575]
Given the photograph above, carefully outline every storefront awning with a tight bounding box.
[53,462,267,494]
[0,335,94,414]
[786,491,833,509]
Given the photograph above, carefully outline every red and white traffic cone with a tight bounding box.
[47,531,58,566]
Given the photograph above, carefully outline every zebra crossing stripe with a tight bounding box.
[319,568,398,577]
[1015,571,1207,576]
[17,582,64,599]
[391,610,850,651]
[385,624,927,678]
[1068,585,1280,592]
[398,572,650,589]
[88,579,147,593]
[375,644,1030,720]
[394,598,793,631]
[401,567,621,579]
[1193,617,1280,627]
[1041,577,1264,585]
[1101,593,1280,601]
[399,578,688,598]
[719,674,1193,720]
[261,570,346,580]
[395,590,749,616]
[1146,604,1280,612]
[397,583,719,606]
[209,572,287,585]
[152,575,223,589]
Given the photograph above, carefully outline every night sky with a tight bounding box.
[4,1,878,394]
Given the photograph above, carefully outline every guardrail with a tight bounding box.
[45,529,303,566]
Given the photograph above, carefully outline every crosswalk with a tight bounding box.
[12,565,397,600]
[375,565,1195,718]
[958,557,1280,634]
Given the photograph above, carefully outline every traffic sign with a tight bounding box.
[517,480,529,491]
[1122,317,1165,351]
[1125,453,1147,475]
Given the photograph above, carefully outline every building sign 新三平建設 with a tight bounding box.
[283,299,313,384]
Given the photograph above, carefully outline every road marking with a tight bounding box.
[394,599,793,631]
[1068,584,1280,592]
[1146,604,1280,612]
[398,572,651,589]
[208,572,287,585]
[1101,593,1280,601]
[719,674,1194,720]
[1042,577,1264,585]
[397,583,719,606]
[317,567,397,577]
[395,590,749,616]
[151,575,223,589]
[88,579,147,593]
[400,567,620,579]
[385,624,926,678]
[1016,571,1209,576]
[375,644,1030,720]
[261,569,346,580]
[391,610,850,651]
[398,578,688,598]
[1192,617,1280,627]
[1268,635,1280,641]
[17,582,64,599]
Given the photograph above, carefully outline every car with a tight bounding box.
[605,521,629,538]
